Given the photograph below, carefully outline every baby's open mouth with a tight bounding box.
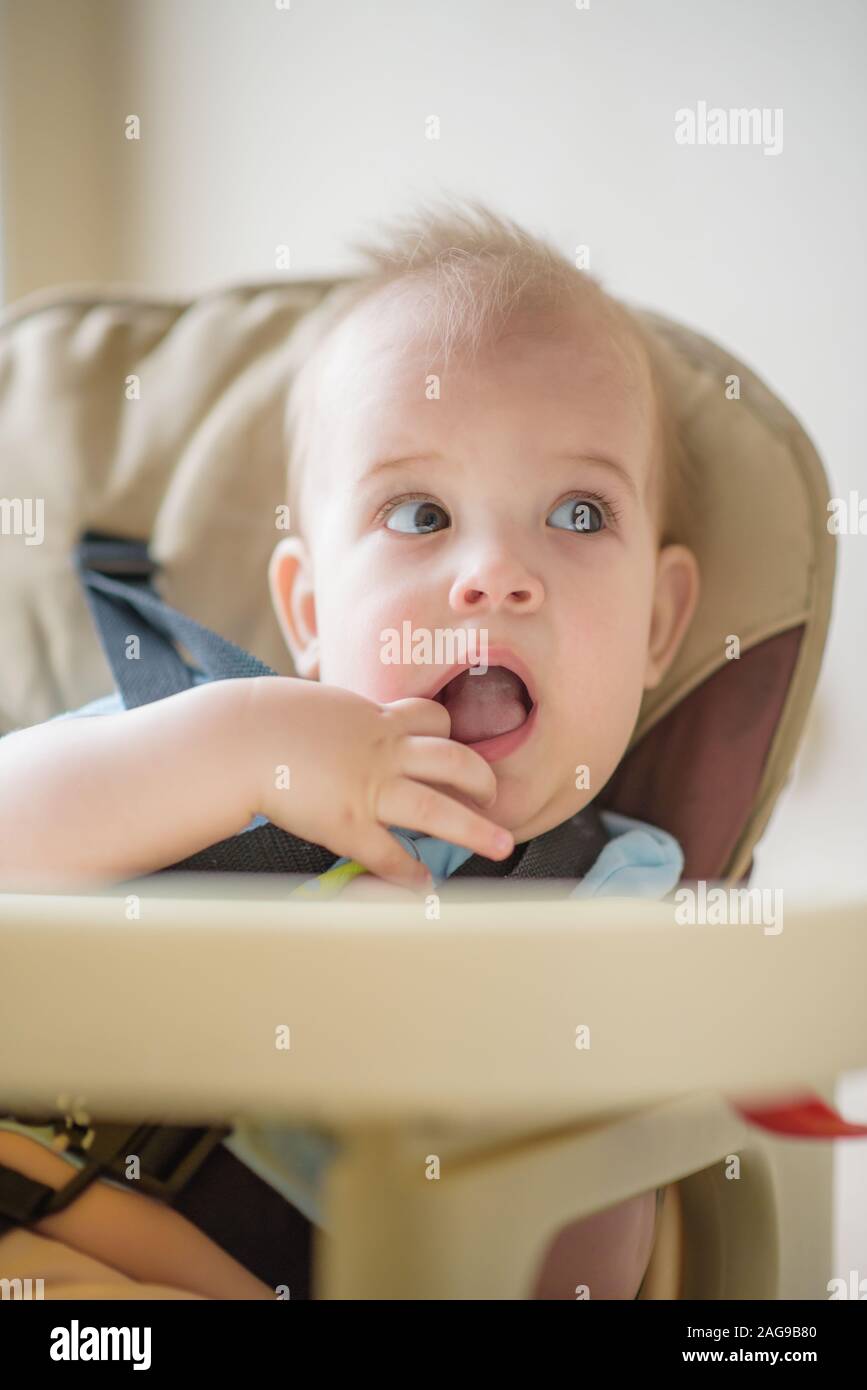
[434,665,534,745]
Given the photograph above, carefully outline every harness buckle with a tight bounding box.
[40,1123,231,1217]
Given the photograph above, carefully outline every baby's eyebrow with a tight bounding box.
[360,450,640,500]
[554,453,640,502]
[360,454,445,484]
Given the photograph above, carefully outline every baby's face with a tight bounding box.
[274,289,696,843]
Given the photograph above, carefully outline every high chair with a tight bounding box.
[0,276,856,1300]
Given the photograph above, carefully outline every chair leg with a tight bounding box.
[315,1126,555,1299]
[316,1117,701,1300]
[678,1146,780,1298]
[314,1100,792,1300]
[637,1183,684,1299]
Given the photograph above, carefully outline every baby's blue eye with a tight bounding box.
[547,498,605,533]
[385,500,450,534]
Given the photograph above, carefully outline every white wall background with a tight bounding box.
[2,0,865,1284]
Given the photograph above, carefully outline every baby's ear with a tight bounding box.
[644,544,700,690]
[268,536,320,678]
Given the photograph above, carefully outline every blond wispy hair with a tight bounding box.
[284,199,693,547]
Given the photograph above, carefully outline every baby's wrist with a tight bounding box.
[235,674,318,827]
[185,675,272,831]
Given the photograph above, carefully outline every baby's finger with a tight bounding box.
[377,777,514,862]
[351,826,433,892]
[382,696,451,739]
[400,735,498,808]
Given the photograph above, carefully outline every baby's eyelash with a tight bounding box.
[374,491,439,524]
[557,489,623,527]
[373,489,623,526]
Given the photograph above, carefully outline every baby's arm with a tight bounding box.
[0,676,511,890]
[0,679,258,888]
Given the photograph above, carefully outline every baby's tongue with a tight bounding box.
[439,665,528,744]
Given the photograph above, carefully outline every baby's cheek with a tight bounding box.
[323,641,399,703]
[321,593,428,703]
[557,615,648,769]
[585,601,648,685]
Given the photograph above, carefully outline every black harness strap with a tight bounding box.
[0,1121,311,1297]
[0,1123,225,1234]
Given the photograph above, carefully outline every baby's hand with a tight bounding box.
[244,677,514,890]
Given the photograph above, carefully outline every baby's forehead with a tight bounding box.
[317,283,653,420]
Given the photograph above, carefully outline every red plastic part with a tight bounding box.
[731,1093,867,1139]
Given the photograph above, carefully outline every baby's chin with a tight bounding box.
[441,777,578,848]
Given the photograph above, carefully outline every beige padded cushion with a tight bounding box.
[0,283,834,859]
[631,307,833,743]
[0,282,333,730]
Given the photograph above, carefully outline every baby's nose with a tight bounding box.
[449,559,543,613]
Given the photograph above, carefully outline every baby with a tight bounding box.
[0,202,700,1298]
